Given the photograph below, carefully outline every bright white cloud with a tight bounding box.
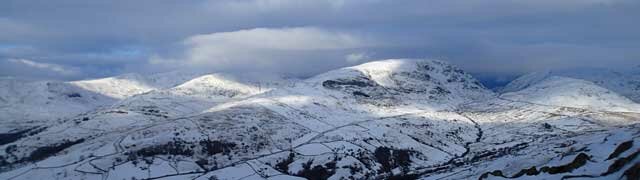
[7,59,77,76]
[345,52,370,64]
[186,27,364,50]
[152,27,379,75]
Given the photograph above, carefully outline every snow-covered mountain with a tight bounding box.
[0,71,207,130]
[0,78,116,130]
[1,59,638,180]
[502,68,640,102]
[115,73,297,118]
[0,70,291,136]
[501,76,640,113]
[71,71,206,99]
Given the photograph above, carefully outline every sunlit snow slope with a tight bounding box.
[502,68,640,102]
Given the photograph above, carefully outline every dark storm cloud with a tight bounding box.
[1,0,639,80]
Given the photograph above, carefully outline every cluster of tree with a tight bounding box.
[126,140,194,161]
[296,159,337,180]
[374,147,413,174]
[25,138,85,163]
[0,127,46,146]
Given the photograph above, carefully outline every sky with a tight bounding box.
[1,0,639,85]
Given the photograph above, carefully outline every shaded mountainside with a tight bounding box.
[0,59,639,180]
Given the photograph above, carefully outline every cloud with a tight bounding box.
[152,27,379,76]
[0,58,84,80]
[1,0,639,80]
[186,27,365,51]
[7,59,77,76]
[0,18,39,41]
[452,42,640,74]
[345,52,370,64]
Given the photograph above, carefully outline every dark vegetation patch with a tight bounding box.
[138,106,169,118]
[126,140,194,161]
[622,162,640,180]
[480,170,506,179]
[74,117,92,124]
[488,145,640,180]
[126,139,236,164]
[602,149,639,176]
[66,93,82,98]
[322,79,374,89]
[0,127,46,146]
[0,129,31,146]
[607,141,633,160]
[295,159,337,180]
[195,159,209,170]
[0,156,7,168]
[274,153,339,180]
[479,153,591,179]
[511,166,540,178]
[275,151,296,173]
[200,139,236,156]
[341,148,377,178]
[25,139,85,162]
[540,153,591,175]
[374,147,414,174]
[1,145,18,167]
[352,91,370,97]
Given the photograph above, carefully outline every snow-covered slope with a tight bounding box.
[0,71,204,128]
[446,92,640,180]
[304,59,493,111]
[0,71,285,131]
[170,74,274,99]
[0,59,638,180]
[71,71,204,99]
[501,76,640,113]
[114,73,296,117]
[502,68,640,102]
[0,59,495,179]
[0,78,116,129]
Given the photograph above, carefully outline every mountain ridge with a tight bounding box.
[502,68,640,102]
[1,59,639,180]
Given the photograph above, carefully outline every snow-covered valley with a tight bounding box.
[1,59,638,180]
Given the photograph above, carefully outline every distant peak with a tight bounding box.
[348,59,449,72]
[502,75,640,112]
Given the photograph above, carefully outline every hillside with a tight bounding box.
[502,68,640,102]
[0,59,638,180]
[501,76,640,113]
